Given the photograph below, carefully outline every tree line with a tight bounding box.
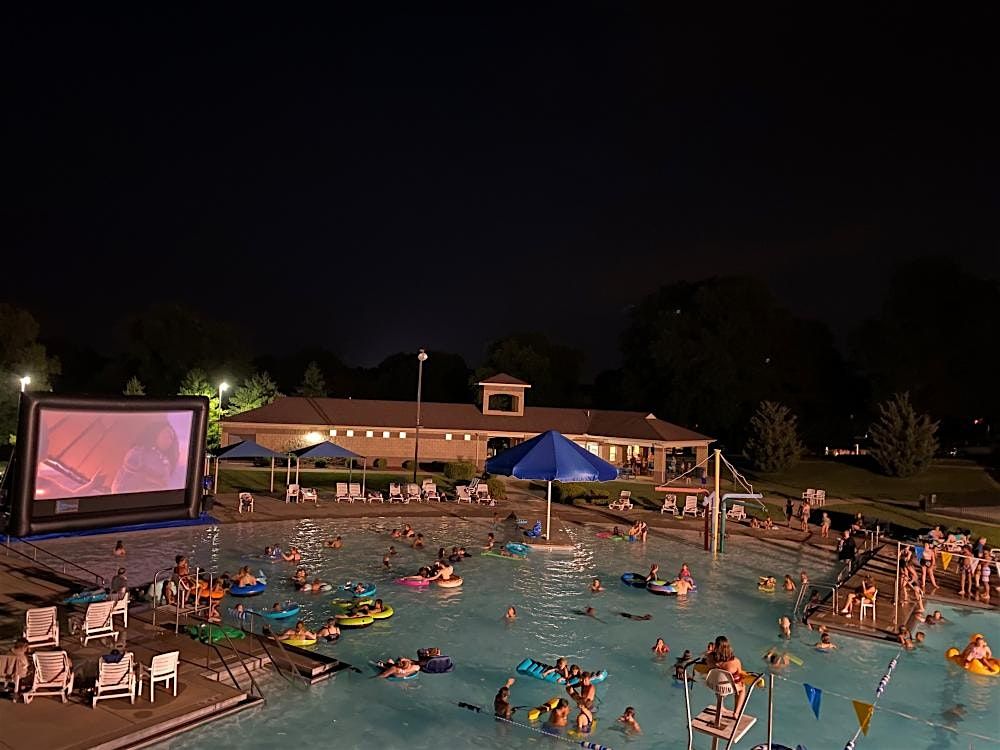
[2,257,996,470]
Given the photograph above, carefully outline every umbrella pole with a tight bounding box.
[270,457,275,493]
[295,457,300,486]
[362,458,367,495]
[213,457,219,497]
[286,457,291,488]
[546,480,552,540]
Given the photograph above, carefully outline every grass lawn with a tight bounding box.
[745,458,999,507]
[218,468,452,495]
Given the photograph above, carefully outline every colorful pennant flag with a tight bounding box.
[852,700,874,736]
[804,683,822,719]
[940,551,953,571]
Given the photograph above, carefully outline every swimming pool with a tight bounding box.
[42,518,999,749]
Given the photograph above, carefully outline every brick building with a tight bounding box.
[221,374,712,482]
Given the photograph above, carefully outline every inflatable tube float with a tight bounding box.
[188,624,246,644]
[335,614,375,628]
[370,660,419,681]
[621,572,648,588]
[370,605,394,620]
[298,582,333,593]
[436,576,463,588]
[230,582,267,596]
[341,582,376,597]
[751,745,805,750]
[64,589,108,605]
[945,634,1000,677]
[197,583,225,600]
[595,531,612,539]
[505,542,530,556]
[481,551,524,561]
[281,637,318,647]
[647,581,678,596]
[395,576,430,587]
[758,583,776,593]
[528,697,561,721]
[420,655,454,673]
[333,597,372,610]
[251,604,300,620]
[515,658,608,685]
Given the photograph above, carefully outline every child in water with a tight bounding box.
[651,638,670,657]
[673,650,693,681]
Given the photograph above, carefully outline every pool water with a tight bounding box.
[41,519,999,749]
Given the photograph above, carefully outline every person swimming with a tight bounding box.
[504,606,517,621]
[815,632,837,650]
[574,606,605,622]
[778,616,792,639]
[113,540,126,557]
[764,648,790,668]
[590,578,604,593]
[376,656,420,679]
[673,650,694,681]
[619,612,653,621]
[645,563,660,583]
[316,618,341,642]
[541,658,570,681]
[617,706,642,734]
[652,638,670,656]
[783,575,796,591]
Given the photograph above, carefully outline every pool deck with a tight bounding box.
[0,552,351,750]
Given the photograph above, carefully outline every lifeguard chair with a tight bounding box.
[681,659,763,750]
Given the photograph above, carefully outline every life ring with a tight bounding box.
[282,637,318,647]
[370,605,394,620]
[395,576,430,587]
[332,597,372,610]
[251,604,300,620]
[187,624,245,644]
[436,576,463,588]
[505,542,530,556]
[621,572,648,588]
[647,581,678,596]
[945,634,1000,677]
[342,582,376,597]
[335,614,375,628]
[230,582,267,597]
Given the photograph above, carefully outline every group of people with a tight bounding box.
[920,527,997,603]
[492,677,641,737]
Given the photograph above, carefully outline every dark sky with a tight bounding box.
[4,7,996,374]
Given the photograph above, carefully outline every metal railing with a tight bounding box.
[2,535,106,587]
[793,581,840,623]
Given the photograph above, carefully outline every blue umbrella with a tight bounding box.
[486,430,618,540]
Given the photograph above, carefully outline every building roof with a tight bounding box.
[224,397,711,444]
[477,373,531,387]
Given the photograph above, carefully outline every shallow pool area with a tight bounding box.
[40,519,1000,749]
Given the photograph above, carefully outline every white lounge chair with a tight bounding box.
[406,484,422,503]
[726,504,747,522]
[79,600,118,647]
[285,483,300,504]
[22,650,73,704]
[110,591,130,629]
[335,482,350,502]
[456,486,473,503]
[424,483,440,501]
[388,483,404,503]
[93,651,135,708]
[238,492,254,513]
[468,478,480,494]
[348,483,364,503]
[476,485,496,506]
[24,606,59,651]
[608,491,633,512]
[660,494,678,515]
[138,650,179,703]
[366,490,385,503]
[421,478,435,493]
[300,487,318,504]
[682,496,700,517]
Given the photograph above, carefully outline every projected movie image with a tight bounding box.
[35,410,194,500]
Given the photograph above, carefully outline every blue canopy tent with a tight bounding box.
[291,441,367,493]
[486,430,618,540]
[211,439,285,494]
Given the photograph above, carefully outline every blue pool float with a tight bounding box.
[250,603,301,620]
[371,660,420,681]
[515,658,608,686]
[64,589,109,605]
[505,542,530,556]
[620,572,648,588]
[646,581,677,595]
[230,575,268,597]
[343,581,377,598]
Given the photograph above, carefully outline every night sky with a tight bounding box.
[4,8,996,374]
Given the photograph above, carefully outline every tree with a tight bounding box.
[869,392,939,478]
[0,303,61,439]
[475,334,584,406]
[227,371,281,416]
[178,368,224,448]
[744,401,804,473]
[123,376,146,396]
[296,361,327,397]
[368,351,471,403]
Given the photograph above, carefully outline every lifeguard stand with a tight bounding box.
[682,659,764,750]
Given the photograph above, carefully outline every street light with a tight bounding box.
[218,381,229,410]
[19,376,31,392]
[412,349,428,483]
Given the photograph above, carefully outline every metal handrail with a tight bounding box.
[3,534,106,587]
[241,611,311,688]
[189,618,265,700]
[795,581,840,623]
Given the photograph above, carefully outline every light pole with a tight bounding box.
[19,376,31,392]
[218,382,229,411]
[412,349,428,483]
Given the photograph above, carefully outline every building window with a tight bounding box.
[382,431,390,439]
[399,431,407,439]
[445,433,453,441]
[463,434,471,441]
[609,445,618,462]
[346,430,354,437]
[329,429,337,437]
[366,430,374,438]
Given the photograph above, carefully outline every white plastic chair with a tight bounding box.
[285,483,300,503]
[813,489,826,507]
[24,606,59,650]
[456,486,473,503]
[660,494,678,515]
[138,650,179,702]
[726,504,747,522]
[859,592,877,623]
[22,650,73,704]
[110,591,130,629]
[79,600,118,647]
[238,492,255,513]
[93,652,135,708]
[802,488,815,502]
[300,487,318,504]
[682,496,700,517]
[335,482,350,503]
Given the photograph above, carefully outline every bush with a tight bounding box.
[486,477,506,501]
[553,482,609,503]
[372,458,387,469]
[444,461,477,481]
[402,460,415,471]
[313,459,327,469]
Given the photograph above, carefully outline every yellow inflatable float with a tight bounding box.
[945,634,999,677]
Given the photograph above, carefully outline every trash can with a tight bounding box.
[201,494,214,513]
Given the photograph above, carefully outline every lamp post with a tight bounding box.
[412,349,428,483]
[218,381,229,411]
[19,376,30,392]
